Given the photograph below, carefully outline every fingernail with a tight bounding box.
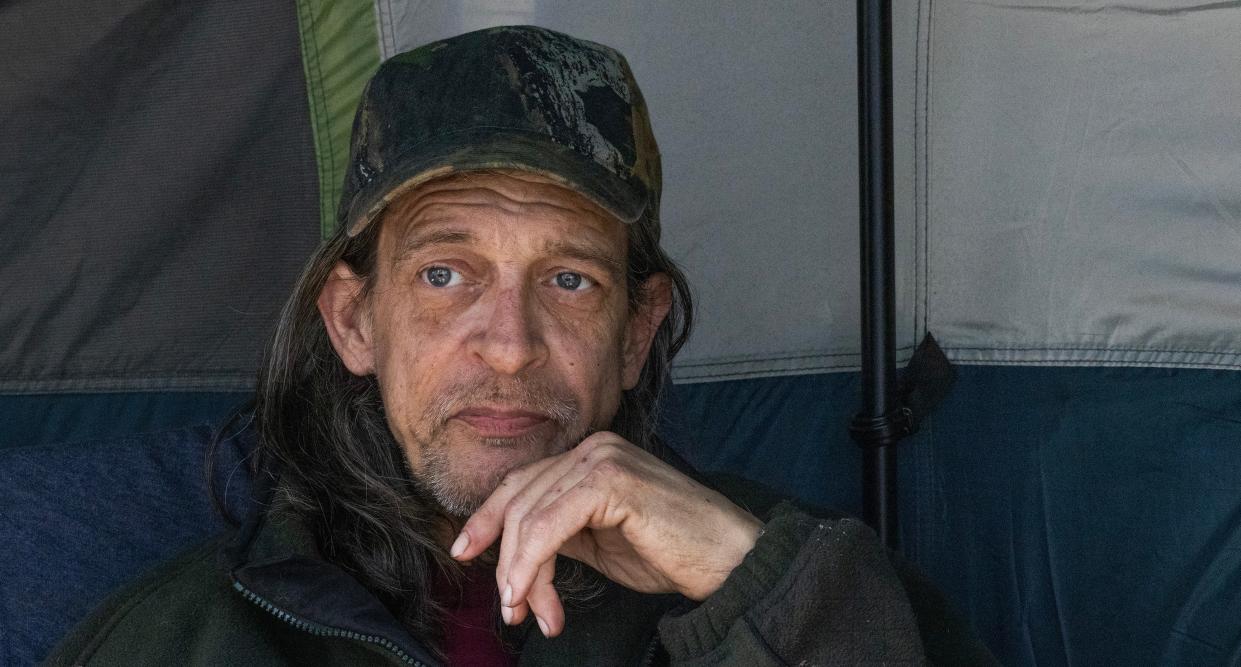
[502,584,513,607]
[449,532,469,558]
[501,605,512,624]
[536,615,549,637]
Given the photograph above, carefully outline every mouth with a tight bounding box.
[451,406,552,439]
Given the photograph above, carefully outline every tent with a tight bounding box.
[3,1,1240,664]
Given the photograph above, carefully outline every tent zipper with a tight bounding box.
[233,580,426,666]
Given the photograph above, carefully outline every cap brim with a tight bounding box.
[344,130,646,237]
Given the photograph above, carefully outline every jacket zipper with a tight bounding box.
[233,580,426,666]
[639,630,661,667]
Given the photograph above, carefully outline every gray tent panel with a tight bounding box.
[0,1,320,392]
[921,0,1241,369]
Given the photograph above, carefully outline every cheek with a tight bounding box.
[371,281,470,366]
[548,311,629,411]
[369,297,465,429]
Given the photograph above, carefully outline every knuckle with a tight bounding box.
[581,430,615,445]
[592,457,625,479]
[579,438,622,465]
[520,509,555,539]
[576,434,603,456]
[503,461,537,485]
[580,468,610,492]
[503,496,529,524]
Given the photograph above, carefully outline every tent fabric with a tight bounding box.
[898,365,1241,665]
[294,0,381,237]
[674,366,1241,665]
[920,0,1241,371]
[0,424,254,666]
[664,371,864,511]
[0,0,321,393]
[0,392,248,450]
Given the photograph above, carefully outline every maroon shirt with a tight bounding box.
[433,565,517,667]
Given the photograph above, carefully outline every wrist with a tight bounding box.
[659,507,815,661]
[683,508,763,600]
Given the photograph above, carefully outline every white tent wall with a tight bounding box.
[924,0,1241,369]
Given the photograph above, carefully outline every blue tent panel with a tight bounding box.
[5,365,1240,665]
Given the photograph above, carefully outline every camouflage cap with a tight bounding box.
[338,25,662,237]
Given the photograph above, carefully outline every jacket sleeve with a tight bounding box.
[656,503,982,666]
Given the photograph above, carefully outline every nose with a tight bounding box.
[469,282,549,376]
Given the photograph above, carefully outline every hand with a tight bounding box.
[448,431,763,638]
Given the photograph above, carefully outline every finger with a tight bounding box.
[524,559,564,637]
[499,439,629,606]
[493,439,618,591]
[527,444,609,515]
[503,595,531,627]
[454,437,606,561]
[451,454,559,561]
[493,455,578,603]
[500,559,560,631]
[503,483,610,611]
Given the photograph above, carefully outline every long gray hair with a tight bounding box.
[246,182,693,643]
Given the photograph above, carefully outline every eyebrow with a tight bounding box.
[543,240,625,277]
[393,229,476,265]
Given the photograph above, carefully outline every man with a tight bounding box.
[49,26,993,666]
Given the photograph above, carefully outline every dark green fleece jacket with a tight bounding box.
[46,479,995,666]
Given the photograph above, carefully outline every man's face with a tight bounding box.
[321,171,668,516]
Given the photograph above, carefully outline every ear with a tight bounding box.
[318,261,376,376]
[621,273,674,390]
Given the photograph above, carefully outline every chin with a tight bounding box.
[422,467,506,518]
[415,433,573,517]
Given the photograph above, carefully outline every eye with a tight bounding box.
[421,266,461,288]
[553,271,594,292]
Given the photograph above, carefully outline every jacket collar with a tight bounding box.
[227,508,444,666]
[225,506,684,666]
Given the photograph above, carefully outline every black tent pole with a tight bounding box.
[851,0,901,549]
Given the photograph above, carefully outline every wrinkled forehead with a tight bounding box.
[377,170,626,248]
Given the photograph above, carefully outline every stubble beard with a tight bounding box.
[399,374,589,518]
